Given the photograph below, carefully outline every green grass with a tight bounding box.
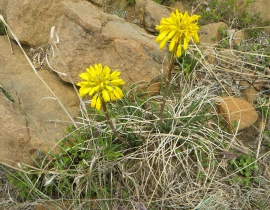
[0,20,6,35]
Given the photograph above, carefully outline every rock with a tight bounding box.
[246,0,270,34]
[135,0,170,31]
[0,36,79,167]
[217,96,258,131]
[135,0,148,26]
[204,48,216,64]
[228,29,245,46]
[143,0,170,32]
[199,22,228,45]
[169,1,187,13]
[235,0,247,15]
[49,1,168,87]
[0,98,30,166]
[246,0,270,22]
[218,49,239,67]
[5,0,80,47]
[243,87,259,104]
[87,0,105,7]
[0,0,8,18]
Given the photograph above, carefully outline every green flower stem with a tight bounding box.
[159,50,176,123]
[101,100,126,145]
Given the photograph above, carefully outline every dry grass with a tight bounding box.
[1,4,270,210]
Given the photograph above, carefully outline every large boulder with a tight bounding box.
[0,36,79,167]
[48,1,167,86]
[5,0,80,46]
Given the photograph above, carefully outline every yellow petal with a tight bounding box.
[183,36,189,50]
[167,30,176,40]
[88,66,96,78]
[111,79,125,86]
[176,44,182,57]
[106,85,114,92]
[156,31,169,43]
[95,63,102,76]
[190,15,201,22]
[110,70,121,79]
[169,37,176,52]
[77,81,91,86]
[79,72,89,81]
[159,37,168,49]
[102,89,110,102]
[109,92,117,100]
[89,85,100,96]
[102,65,111,80]
[114,86,124,100]
[79,86,91,97]
[91,95,97,108]
[96,97,101,110]
[193,33,199,43]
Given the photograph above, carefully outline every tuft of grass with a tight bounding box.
[0,20,6,35]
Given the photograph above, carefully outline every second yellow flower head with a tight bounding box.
[77,63,125,110]
[156,10,200,57]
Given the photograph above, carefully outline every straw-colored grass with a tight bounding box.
[0,2,270,209]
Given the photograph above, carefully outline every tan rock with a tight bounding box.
[0,36,79,167]
[143,0,170,32]
[218,49,240,67]
[169,1,188,13]
[246,0,270,22]
[228,29,245,46]
[5,0,80,46]
[135,0,148,24]
[49,1,168,87]
[235,0,247,15]
[199,22,228,45]
[243,87,258,104]
[135,0,170,31]
[217,96,258,130]
[204,47,216,64]
[246,0,270,35]
[0,99,31,166]
[87,0,106,7]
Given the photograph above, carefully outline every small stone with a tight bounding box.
[233,30,245,45]
[143,0,170,32]
[217,96,258,130]
[199,22,228,45]
[243,87,258,104]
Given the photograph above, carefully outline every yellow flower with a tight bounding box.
[156,10,200,57]
[77,63,125,110]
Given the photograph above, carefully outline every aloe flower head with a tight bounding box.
[156,10,200,57]
[77,63,125,110]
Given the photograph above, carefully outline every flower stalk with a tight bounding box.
[159,51,176,123]
[155,10,200,123]
[77,63,126,144]
[101,101,126,144]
